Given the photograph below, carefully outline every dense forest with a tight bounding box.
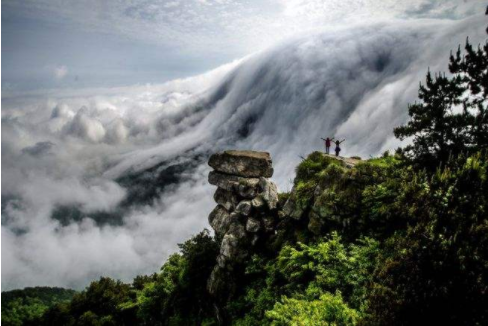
[1,287,77,326]
[3,24,487,326]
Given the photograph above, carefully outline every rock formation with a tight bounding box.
[206,150,279,301]
[208,150,274,178]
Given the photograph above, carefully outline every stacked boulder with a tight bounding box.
[206,150,279,298]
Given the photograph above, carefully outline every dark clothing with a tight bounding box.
[335,140,341,156]
[325,138,332,154]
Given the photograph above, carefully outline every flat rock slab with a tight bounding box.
[209,150,273,178]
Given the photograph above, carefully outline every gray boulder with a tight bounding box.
[227,221,247,239]
[235,200,252,216]
[208,171,260,197]
[206,149,282,302]
[217,223,249,267]
[208,205,232,236]
[246,217,261,233]
[218,234,239,268]
[281,186,309,220]
[237,182,260,198]
[259,177,279,210]
[208,171,239,191]
[207,266,227,295]
[214,188,238,211]
[208,150,273,178]
[251,196,265,209]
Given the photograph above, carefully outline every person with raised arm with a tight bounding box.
[321,137,335,154]
[334,139,345,157]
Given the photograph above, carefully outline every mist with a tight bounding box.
[2,14,486,290]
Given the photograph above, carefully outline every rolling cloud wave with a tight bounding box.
[2,15,485,290]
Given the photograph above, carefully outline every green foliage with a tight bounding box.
[295,153,403,239]
[133,254,186,323]
[1,287,76,326]
[365,154,398,168]
[367,152,488,325]
[133,228,219,325]
[13,29,488,326]
[275,233,379,312]
[16,150,488,325]
[38,277,137,326]
[394,38,488,168]
[276,148,488,324]
[225,255,280,326]
[129,229,220,325]
[449,39,488,146]
[292,152,348,223]
[35,230,218,326]
[278,192,291,207]
[295,151,342,186]
[228,232,380,325]
[266,291,359,326]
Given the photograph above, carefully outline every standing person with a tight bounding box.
[322,137,334,154]
[335,139,345,157]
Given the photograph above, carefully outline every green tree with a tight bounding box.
[366,152,488,325]
[266,291,359,326]
[394,39,488,168]
[449,39,488,147]
[1,287,76,326]
[133,229,219,325]
[37,278,136,326]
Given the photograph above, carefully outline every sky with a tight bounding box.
[1,1,487,291]
[1,0,482,91]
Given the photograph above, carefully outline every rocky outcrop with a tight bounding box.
[278,152,364,236]
[281,188,306,220]
[208,150,273,178]
[206,150,279,300]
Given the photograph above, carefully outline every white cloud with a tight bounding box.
[54,65,68,79]
[63,108,107,143]
[3,0,483,57]
[2,14,486,290]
